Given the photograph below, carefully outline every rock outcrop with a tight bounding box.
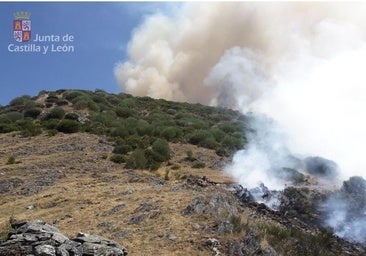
[0,220,127,256]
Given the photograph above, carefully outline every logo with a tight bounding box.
[13,11,31,42]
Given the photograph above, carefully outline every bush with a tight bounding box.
[199,137,219,149]
[171,163,181,170]
[161,126,182,141]
[126,149,147,169]
[55,99,69,106]
[73,99,88,110]
[44,107,65,120]
[17,120,42,137]
[63,91,85,101]
[164,169,170,180]
[45,95,59,103]
[87,101,100,112]
[189,130,215,145]
[56,120,80,133]
[41,119,60,130]
[185,150,196,162]
[64,112,79,121]
[6,156,15,165]
[115,107,136,118]
[5,111,23,122]
[192,161,205,169]
[110,126,129,138]
[47,129,58,136]
[9,95,31,107]
[24,108,42,119]
[113,144,132,154]
[152,139,171,161]
[0,123,18,133]
[110,154,126,164]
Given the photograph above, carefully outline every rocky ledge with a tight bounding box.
[0,220,127,256]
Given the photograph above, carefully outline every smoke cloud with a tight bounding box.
[115,2,366,240]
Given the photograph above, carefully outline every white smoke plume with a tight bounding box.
[115,2,366,240]
[115,2,366,179]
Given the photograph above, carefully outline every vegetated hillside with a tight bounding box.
[0,90,365,255]
[0,89,247,170]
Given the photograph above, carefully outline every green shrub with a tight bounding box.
[219,123,237,134]
[136,120,152,136]
[115,107,136,118]
[64,112,79,121]
[110,125,129,138]
[44,107,65,120]
[125,135,151,149]
[45,103,53,108]
[199,137,219,149]
[41,119,60,130]
[161,126,182,141]
[87,101,100,112]
[56,120,80,133]
[63,91,85,101]
[164,169,170,180]
[6,156,15,165]
[119,98,136,108]
[9,95,31,107]
[210,128,226,142]
[144,148,162,171]
[45,95,59,103]
[126,149,147,169]
[16,119,42,137]
[113,144,132,154]
[55,99,69,106]
[222,135,244,150]
[110,154,126,164]
[5,111,23,122]
[185,150,196,162]
[24,108,42,119]
[47,129,58,136]
[189,130,214,145]
[83,121,106,135]
[192,161,205,169]
[152,139,171,161]
[0,123,18,133]
[171,163,181,170]
[73,100,88,110]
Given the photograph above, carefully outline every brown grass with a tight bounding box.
[0,132,240,255]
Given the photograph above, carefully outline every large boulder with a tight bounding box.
[0,220,127,256]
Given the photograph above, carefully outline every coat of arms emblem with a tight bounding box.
[13,11,31,42]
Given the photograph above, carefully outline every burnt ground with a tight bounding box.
[0,132,365,255]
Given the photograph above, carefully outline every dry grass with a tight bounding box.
[0,132,240,255]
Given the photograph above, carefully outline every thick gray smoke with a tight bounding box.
[323,177,366,243]
[115,2,366,241]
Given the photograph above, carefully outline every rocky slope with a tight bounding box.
[0,131,365,255]
[0,220,127,256]
[1,90,366,255]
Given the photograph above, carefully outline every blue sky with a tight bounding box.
[0,2,174,105]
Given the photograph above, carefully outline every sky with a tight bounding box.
[0,2,174,105]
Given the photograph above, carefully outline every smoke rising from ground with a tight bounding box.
[115,2,366,178]
[115,2,366,240]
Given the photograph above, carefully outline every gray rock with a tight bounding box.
[168,234,177,241]
[228,232,278,256]
[217,221,234,234]
[52,232,68,244]
[0,220,128,256]
[0,177,23,194]
[121,189,135,195]
[34,244,56,256]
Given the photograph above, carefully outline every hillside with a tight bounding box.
[0,90,365,255]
